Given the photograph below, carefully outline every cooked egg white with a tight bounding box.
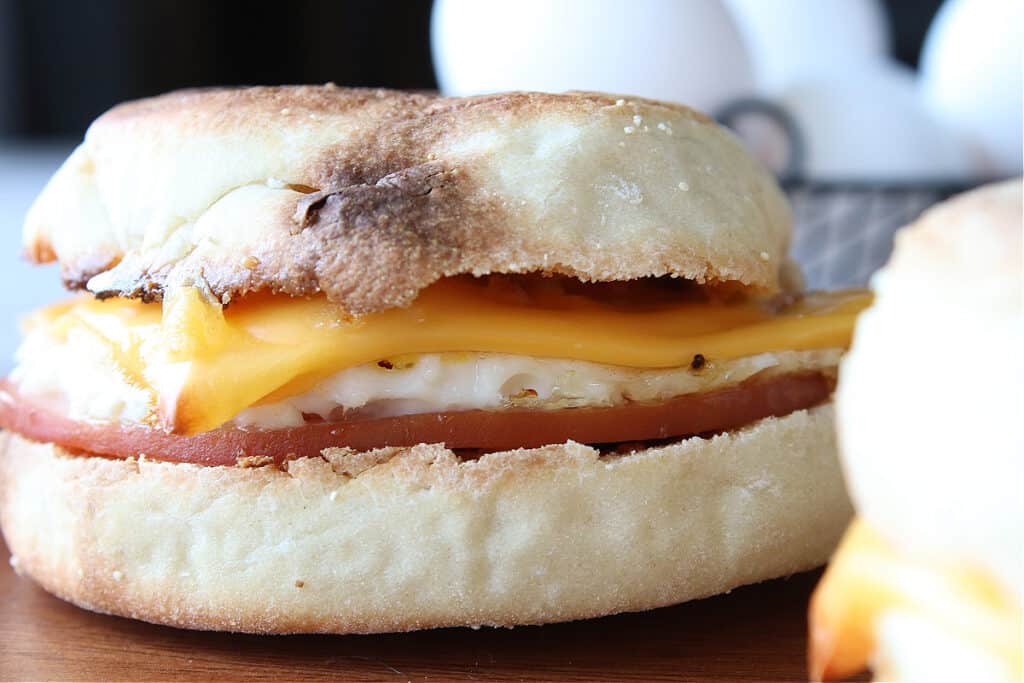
[9,277,866,433]
[11,328,840,430]
[234,348,842,428]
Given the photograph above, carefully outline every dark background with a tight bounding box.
[1,0,943,140]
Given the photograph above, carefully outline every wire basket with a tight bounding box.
[785,182,977,290]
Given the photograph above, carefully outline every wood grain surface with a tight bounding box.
[0,537,825,682]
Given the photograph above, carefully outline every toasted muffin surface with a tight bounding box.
[26,86,791,314]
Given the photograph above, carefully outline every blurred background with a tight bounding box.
[0,0,1020,367]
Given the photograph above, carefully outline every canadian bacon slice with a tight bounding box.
[0,371,831,466]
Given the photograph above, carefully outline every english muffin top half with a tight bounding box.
[25,85,792,313]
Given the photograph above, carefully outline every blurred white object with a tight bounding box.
[837,179,1023,607]
[431,0,754,113]
[723,0,889,92]
[778,60,974,181]
[920,0,1023,176]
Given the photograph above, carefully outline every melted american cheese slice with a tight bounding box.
[30,277,869,434]
[809,519,1023,681]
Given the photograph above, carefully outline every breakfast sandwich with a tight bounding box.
[0,86,867,633]
[809,179,1023,680]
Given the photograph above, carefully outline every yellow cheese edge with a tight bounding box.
[809,519,1023,681]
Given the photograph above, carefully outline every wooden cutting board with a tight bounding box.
[0,538,822,682]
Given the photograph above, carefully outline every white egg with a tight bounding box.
[777,60,974,181]
[920,0,1023,176]
[431,0,754,113]
[723,0,890,93]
